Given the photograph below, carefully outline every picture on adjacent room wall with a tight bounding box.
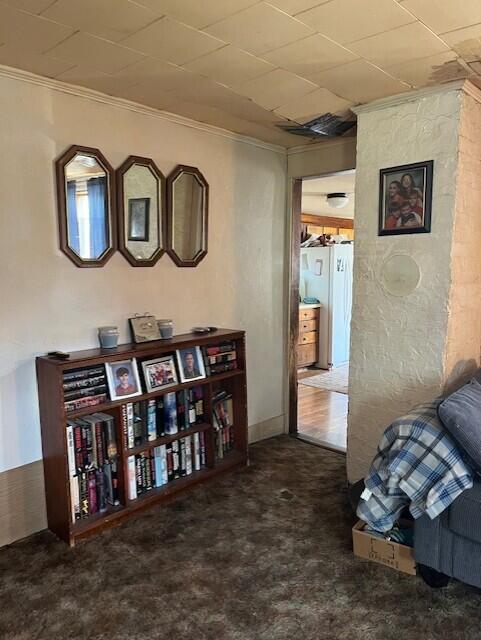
[142,355,178,392]
[128,197,150,241]
[106,358,142,400]
[379,161,433,236]
[176,346,206,383]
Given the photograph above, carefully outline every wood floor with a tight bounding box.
[297,384,347,451]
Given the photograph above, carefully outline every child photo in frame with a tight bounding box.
[142,355,178,392]
[379,160,433,236]
[106,358,142,400]
[176,347,206,383]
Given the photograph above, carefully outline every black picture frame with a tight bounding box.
[128,197,150,241]
[378,160,433,236]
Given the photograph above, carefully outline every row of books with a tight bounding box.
[127,432,206,499]
[121,387,205,450]
[202,341,238,376]
[66,412,119,522]
[212,391,235,460]
[63,365,108,413]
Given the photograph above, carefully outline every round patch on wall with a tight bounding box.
[380,254,421,297]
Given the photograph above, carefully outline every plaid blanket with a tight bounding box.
[357,399,473,532]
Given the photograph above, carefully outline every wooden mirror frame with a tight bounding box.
[55,144,117,268]
[116,155,166,267]
[166,164,209,267]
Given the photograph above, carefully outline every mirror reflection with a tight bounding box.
[172,172,205,262]
[123,165,160,261]
[65,154,110,260]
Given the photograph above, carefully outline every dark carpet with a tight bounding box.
[1,436,481,640]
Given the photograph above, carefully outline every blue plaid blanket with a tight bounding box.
[357,399,473,532]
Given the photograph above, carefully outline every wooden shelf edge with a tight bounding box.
[124,422,211,456]
[65,369,245,419]
[71,451,247,543]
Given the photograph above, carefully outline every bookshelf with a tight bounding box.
[36,329,248,546]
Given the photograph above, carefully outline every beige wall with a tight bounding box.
[444,89,481,391]
[0,71,287,486]
[287,138,356,179]
[347,82,481,483]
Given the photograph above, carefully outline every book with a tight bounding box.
[79,472,89,519]
[185,435,193,476]
[147,399,157,442]
[87,470,98,515]
[63,375,106,392]
[193,432,201,471]
[164,392,178,435]
[96,468,107,512]
[63,366,105,382]
[95,412,117,460]
[65,393,107,413]
[66,423,76,478]
[127,455,137,500]
[156,396,165,438]
[133,401,145,447]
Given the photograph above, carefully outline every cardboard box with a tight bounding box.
[352,520,416,575]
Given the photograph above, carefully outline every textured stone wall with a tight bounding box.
[347,88,462,482]
[444,91,481,392]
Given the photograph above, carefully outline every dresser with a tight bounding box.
[298,304,320,368]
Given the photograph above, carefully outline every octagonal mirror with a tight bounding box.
[56,145,116,267]
[167,165,208,267]
[117,156,166,267]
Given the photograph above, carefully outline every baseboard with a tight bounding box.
[248,415,285,443]
[0,460,47,548]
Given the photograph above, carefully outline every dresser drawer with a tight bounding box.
[299,318,317,333]
[298,343,318,367]
[299,307,319,321]
[298,331,317,345]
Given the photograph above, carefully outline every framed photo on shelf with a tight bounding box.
[128,197,150,241]
[176,346,206,383]
[129,314,161,343]
[379,160,433,236]
[106,358,142,401]
[142,355,178,393]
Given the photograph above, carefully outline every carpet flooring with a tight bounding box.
[299,365,349,394]
[1,436,481,640]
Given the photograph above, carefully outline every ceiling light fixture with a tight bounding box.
[327,192,349,209]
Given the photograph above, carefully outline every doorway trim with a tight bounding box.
[286,168,355,437]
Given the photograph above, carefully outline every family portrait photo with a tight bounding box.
[379,161,433,236]
[106,358,142,400]
[142,355,178,392]
[176,347,206,383]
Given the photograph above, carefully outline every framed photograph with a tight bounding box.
[106,358,142,401]
[379,161,433,236]
[129,315,161,343]
[142,355,178,392]
[128,197,150,241]
[176,346,206,383]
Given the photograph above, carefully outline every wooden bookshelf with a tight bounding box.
[36,329,248,546]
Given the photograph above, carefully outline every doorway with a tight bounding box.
[288,170,355,453]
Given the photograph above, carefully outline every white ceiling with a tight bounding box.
[302,171,355,218]
[0,0,479,147]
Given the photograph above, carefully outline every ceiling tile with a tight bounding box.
[55,66,142,95]
[2,0,55,13]
[235,68,318,110]
[266,0,331,16]
[116,57,189,87]
[184,45,275,86]
[296,0,415,44]
[132,0,259,29]
[0,43,73,77]
[0,3,73,53]
[42,0,157,42]
[443,23,481,63]
[121,16,225,65]
[386,51,467,87]
[46,32,145,74]
[263,33,358,76]
[205,3,314,56]
[274,87,353,121]
[400,0,481,35]
[113,81,181,110]
[349,22,448,68]
[310,59,410,102]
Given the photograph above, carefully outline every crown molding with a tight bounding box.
[0,63,286,155]
[287,136,357,156]
[461,78,481,103]
[351,79,469,115]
